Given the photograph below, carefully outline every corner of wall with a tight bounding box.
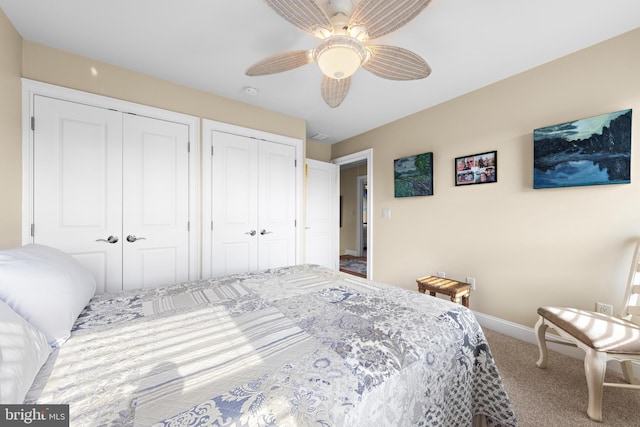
[0,8,24,249]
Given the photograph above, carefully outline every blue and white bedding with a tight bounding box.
[26,264,517,426]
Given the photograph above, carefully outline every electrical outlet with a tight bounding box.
[437,271,446,278]
[595,302,613,316]
[466,277,476,291]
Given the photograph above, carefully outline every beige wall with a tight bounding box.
[0,10,23,249]
[306,139,332,162]
[332,28,640,328]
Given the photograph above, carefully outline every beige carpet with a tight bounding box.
[483,328,640,427]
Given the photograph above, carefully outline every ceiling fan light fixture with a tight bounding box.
[318,47,360,79]
[314,35,368,80]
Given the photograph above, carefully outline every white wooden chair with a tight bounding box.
[535,240,640,422]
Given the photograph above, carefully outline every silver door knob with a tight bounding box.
[126,235,146,243]
[96,235,119,244]
[260,229,273,235]
[245,230,257,236]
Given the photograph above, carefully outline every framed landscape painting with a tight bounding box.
[533,109,632,189]
[394,152,433,197]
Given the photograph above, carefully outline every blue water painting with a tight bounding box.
[533,109,632,189]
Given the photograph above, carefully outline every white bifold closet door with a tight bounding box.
[32,95,190,293]
[210,131,296,277]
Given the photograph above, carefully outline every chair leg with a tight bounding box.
[535,316,549,368]
[620,360,639,385]
[584,349,607,422]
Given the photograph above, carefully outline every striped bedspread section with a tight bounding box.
[141,281,249,315]
[29,302,312,426]
[133,305,311,425]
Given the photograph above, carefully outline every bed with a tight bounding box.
[1,244,517,426]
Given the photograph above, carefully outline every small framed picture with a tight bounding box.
[394,152,433,197]
[455,151,497,186]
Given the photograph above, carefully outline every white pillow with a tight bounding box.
[0,299,51,403]
[0,244,96,346]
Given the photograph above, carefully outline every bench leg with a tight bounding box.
[461,294,469,307]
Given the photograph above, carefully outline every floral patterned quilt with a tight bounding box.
[26,264,517,426]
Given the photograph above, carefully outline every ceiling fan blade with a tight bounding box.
[363,45,431,80]
[246,50,313,76]
[350,0,432,39]
[262,0,333,36]
[321,76,351,108]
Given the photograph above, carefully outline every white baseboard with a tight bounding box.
[473,310,640,377]
[344,249,358,256]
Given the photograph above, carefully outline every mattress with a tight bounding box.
[26,264,517,426]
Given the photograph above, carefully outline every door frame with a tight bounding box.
[201,119,304,278]
[21,79,201,281]
[356,175,367,257]
[332,149,373,279]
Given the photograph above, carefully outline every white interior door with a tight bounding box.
[33,95,123,293]
[121,114,191,290]
[210,131,296,277]
[258,142,297,270]
[305,159,339,269]
[211,131,259,277]
[33,96,192,293]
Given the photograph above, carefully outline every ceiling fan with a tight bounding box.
[246,0,433,108]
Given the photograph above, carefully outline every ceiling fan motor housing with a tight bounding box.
[328,0,353,18]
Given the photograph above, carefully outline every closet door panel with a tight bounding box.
[122,115,190,290]
[211,131,259,277]
[258,142,296,270]
[33,96,123,294]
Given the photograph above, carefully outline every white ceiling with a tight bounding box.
[2,0,640,144]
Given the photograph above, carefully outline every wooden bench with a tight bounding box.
[416,276,471,307]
